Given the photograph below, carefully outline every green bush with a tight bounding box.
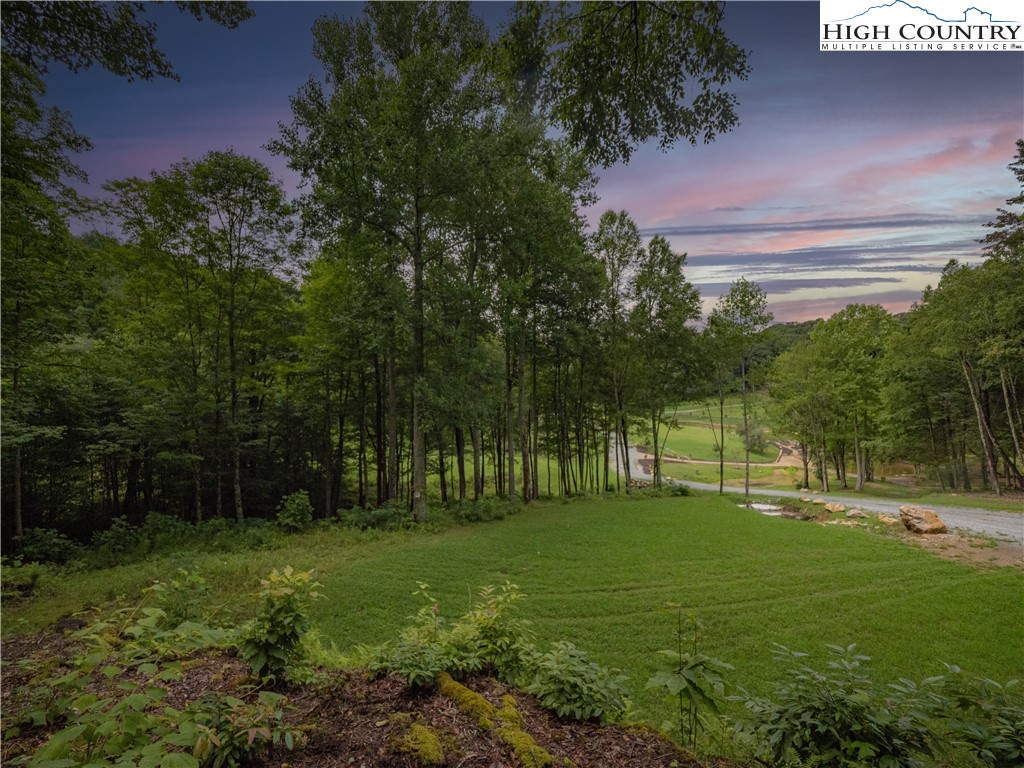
[276,490,314,533]
[523,641,629,723]
[190,689,300,768]
[146,569,210,628]
[87,517,144,568]
[1,558,50,600]
[368,582,534,687]
[339,501,415,531]
[941,670,1024,768]
[239,566,323,681]
[17,527,81,565]
[140,512,193,553]
[733,644,935,768]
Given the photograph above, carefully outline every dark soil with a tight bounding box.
[1,627,726,768]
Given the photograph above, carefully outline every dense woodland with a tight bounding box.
[2,2,1022,548]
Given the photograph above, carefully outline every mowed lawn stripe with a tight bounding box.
[312,495,1023,720]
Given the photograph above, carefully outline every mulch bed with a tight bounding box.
[1,627,726,768]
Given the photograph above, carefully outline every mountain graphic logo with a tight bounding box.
[830,1,1018,23]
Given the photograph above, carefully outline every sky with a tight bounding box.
[41,0,1024,323]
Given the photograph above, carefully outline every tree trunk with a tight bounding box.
[454,426,467,501]
[518,338,531,503]
[962,358,1002,495]
[505,341,516,501]
[387,354,399,503]
[1000,367,1023,486]
[651,411,661,487]
[853,413,864,492]
[411,229,428,522]
[470,425,482,499]
[742,356,750,499]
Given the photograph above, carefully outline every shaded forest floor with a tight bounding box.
[1,628,727,768]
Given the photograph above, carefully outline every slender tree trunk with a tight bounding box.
[411,226,428,521]
[962,358,1002,495]
[455,426,467,501]
[470,425,482,499]
[853,413,864,492]
[742,356,750,499]
[387,354,399,502]
[375,355,386,504]
[518,337,531,502]
[820,432,830,493]
[799,440,810,489]
[1000,367,1023,485]
[651,411,661,487]
[505,340,516,500]
[438,438,448,506]
[718,391,726,494]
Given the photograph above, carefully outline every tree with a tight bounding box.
[1,1,252,82]
[108,151,297,521]
[981,138,1024,261]
[709,279,772,499]
[505,1,750,166]
[629,236,701,487]
[805,305,896,492]
[275,2,494,523]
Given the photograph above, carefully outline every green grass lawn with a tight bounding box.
[7,493,1021,731]
[656,423,775,464]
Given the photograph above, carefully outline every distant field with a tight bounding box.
[656,423,776,464]
[7,494,1021,730]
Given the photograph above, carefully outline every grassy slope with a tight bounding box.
[316,496,1023,715]
[8,494,1021,727]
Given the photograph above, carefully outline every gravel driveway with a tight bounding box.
[622,443,1023,543]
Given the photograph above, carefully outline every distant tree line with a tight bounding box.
[768,140,1024,496]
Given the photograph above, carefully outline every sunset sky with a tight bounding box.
[42,1,1024,323]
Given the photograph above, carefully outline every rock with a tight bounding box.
[899,505,947,534]
[824,519,860,527]
[846,509,867,519]
[824,502,846,513]
[811,497,826,505]
[799,495,811,502]
[877,514,899,525]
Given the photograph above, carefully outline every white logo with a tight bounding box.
[819,0,1023,51]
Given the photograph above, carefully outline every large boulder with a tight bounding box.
[898,505,947,534]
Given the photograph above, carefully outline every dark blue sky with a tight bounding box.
[42,1,1024,321]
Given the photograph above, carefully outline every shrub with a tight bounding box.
[146,569,210,628]
[339,501,415,531]
[87,517,144,568]
[140,511,193,553]
[276,490,314,533]
[368,582,534,687]
[0,558,50,600]
[646,610,732,751]
[523,641,629,723]
[941,670,1024,768]
[190,689,301,768]
[239,566,323,681]
[733,644,935,768]
[17,527,81,565]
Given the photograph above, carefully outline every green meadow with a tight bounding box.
[8,493,1021,727]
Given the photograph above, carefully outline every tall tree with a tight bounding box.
[108,151,297,521]
[505,1,750,166]
[274,2,494,523]
[981,138,1024,261]
[709,278,772,499]
[629,236,701,487]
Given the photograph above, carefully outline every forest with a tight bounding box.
[3,1,1022,550]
